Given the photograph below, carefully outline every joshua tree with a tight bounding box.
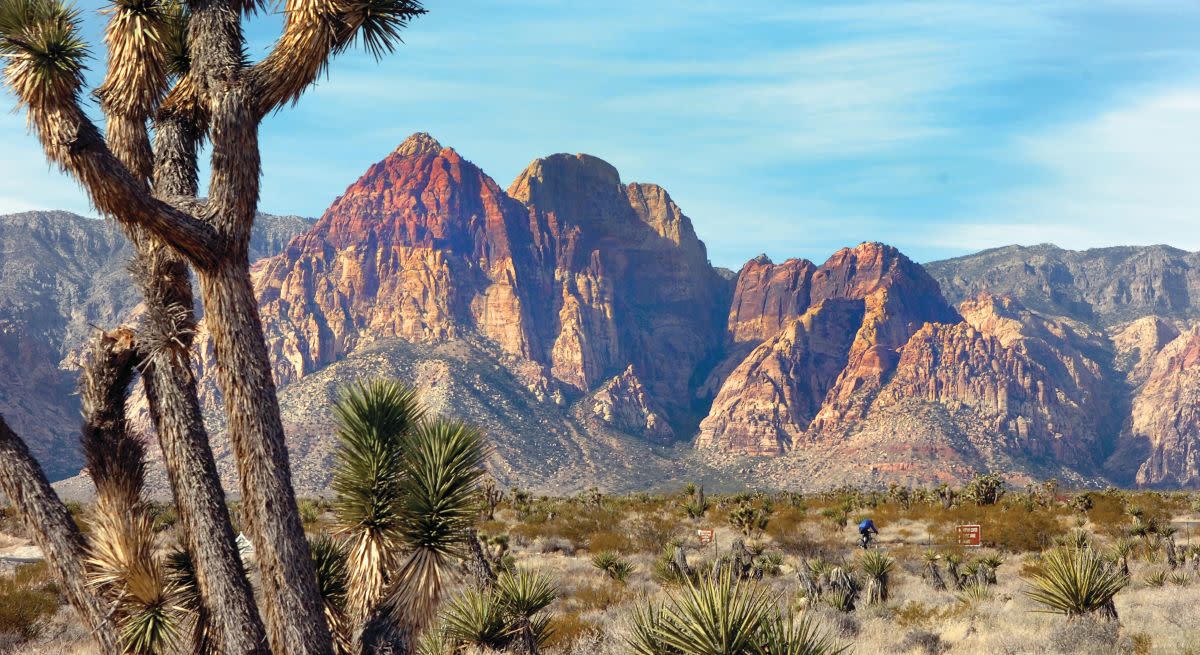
[858,549,893,605]
[0,0,427,653]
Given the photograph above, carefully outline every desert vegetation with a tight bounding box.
[4,469,1200,654]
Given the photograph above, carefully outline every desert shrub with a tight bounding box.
[1046,616,1128,655]
[587,530,632,554]
[542,610,598,651]
[631,513,679,554]
[297,499,321,526]
[897,629,948,655]
[962,473,1006,505]
[149,502,179,532]
[531,536,575,556]
[569,581,626,611]
[0,577,60,642]
[1143,569,1166,587]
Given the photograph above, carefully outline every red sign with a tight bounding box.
[696,529,714,545]
[956,524,982,547]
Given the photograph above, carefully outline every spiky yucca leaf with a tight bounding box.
[757,612,848,655]
[382,417,488,635]
[440,587,508,651]
[1024,547,1128,619]
[332,379,424,621]
[495,568,558,618]
[0,0,88,108]
[339,0,425,60]
[625,602,681,655]
[309,535,352,655]
[165,548,215,655]
[657,571,775,655]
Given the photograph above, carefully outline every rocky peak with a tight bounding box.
[394,132,444,158]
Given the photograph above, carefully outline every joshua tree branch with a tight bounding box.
[25,102,223,269]
[248,0,425,117]
[0,416,121,655]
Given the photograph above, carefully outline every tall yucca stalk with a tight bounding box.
[1024,546,1129,621]
[332,379,425,623]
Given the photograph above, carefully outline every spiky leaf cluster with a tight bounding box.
[0,0,88,108]
[627,572,845,655]
[1024,546,1129,619]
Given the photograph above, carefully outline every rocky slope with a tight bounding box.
[0,211,312,479]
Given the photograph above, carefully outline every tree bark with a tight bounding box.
[184,0,333,649]
[0,417,121,655]
[198,260,331,655]
[140,105,271,655]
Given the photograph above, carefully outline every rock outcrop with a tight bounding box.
[697,300,863,454]
[588,365,674,442]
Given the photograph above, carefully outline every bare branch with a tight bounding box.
[0,416,121,655]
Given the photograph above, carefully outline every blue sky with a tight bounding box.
[2,0,1198,268]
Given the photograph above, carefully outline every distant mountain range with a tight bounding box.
[3,133,1197,493]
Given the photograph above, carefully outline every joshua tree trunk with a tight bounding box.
[1,0,426,650]
[0,417,121,655]
[464,528,497,589]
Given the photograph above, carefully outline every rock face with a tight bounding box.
[697,300,864,454]
[700,243,961,451]
[1118,327,1200,487]
[236,139,729,438]
[6,137,1200,491]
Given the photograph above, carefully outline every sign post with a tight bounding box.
[697,528,716,563]
[955,524,982,548]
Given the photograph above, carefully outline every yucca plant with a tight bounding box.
[921,550,946,591]
[1024,547,1129,621]
[592,551,636,583]
[625,603,680,655]
[657,571,775,654]
[308,535,351,655]
[858,549,893,605]
[441,587,510,652]
[956,582,992,605]
[1110,538,1135,577]
[756,612,848,655]
[331,379,489,650]
[332,380,426,622]
[495,568,558,654]
[1143,569,1167,587]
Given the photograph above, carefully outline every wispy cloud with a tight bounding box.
[936,85,1200,253]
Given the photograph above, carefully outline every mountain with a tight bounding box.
[0,210,313,480]
[5,137,1200,492]
[926,244,1200,326]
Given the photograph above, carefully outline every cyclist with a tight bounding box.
[858,517,879,549]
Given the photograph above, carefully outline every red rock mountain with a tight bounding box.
[7,134,1200,493]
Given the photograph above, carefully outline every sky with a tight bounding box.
[1,0,1198,268]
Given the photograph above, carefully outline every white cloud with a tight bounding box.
[941,86,1200,252]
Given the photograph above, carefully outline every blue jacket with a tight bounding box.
[858,519,877,533]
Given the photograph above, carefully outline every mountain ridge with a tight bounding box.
[3,135,1199,492]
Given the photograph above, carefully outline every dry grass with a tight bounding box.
[6,488,1199,654]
